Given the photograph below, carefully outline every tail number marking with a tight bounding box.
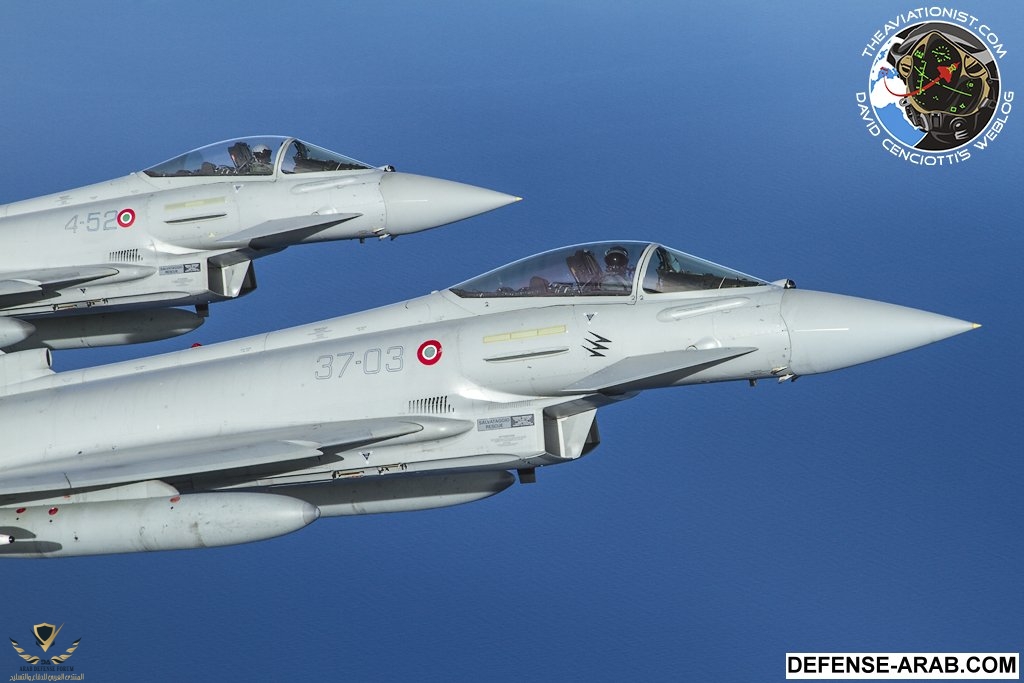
[314,346,404,380]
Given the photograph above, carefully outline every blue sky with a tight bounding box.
[1,2,1020,681]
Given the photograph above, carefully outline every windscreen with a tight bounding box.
[451,242,648,297]
[642,246,766,292]
[144,137,285,177]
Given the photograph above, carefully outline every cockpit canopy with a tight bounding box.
[450,241,767,298]
[143,136,374,178]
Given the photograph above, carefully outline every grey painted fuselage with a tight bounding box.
[0,241,975,557]
[0,136,519,351]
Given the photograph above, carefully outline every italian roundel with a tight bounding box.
[117,208,136,228]
[417,340,442,365]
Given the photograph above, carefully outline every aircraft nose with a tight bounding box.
[379,172,520,234]
[781,289,978,376]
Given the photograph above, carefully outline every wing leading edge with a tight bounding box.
[0,418,426,500]
[0,264,158,308]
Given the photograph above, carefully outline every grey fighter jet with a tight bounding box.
[0,241,976,557]
[0,136,519,351]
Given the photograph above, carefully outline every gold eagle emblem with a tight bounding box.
[9,622,80,665]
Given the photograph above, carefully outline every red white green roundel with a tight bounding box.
[116,208,136,228]
[417,340,442,365]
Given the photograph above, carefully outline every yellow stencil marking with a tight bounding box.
[484,325,566,343]
[164,196,227,211]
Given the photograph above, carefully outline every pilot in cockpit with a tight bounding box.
[601,245,631,289]
[249,144,274,175]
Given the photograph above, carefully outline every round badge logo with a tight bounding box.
[871,22,998,152]
[857,14,1012,165]
[417,340,442,365]
[116,208,136,228]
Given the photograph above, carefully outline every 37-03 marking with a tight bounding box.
[314,346,404,379]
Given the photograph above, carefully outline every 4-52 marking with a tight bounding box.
[64,208,135,233]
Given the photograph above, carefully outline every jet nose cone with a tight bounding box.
[781,289,977,375]
[379,172,520,234]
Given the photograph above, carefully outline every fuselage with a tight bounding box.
[0,241,976,557]
[0,274,790,494]
[0,136,519,350]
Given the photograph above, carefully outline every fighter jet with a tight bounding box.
[0,241,976,557]
[0,136,519,351]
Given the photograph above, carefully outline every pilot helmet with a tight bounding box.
[253,144,272,162]
[886,23,998,146]
[604,245,629,271]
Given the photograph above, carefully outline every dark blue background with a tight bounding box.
[1,2,1019,680]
